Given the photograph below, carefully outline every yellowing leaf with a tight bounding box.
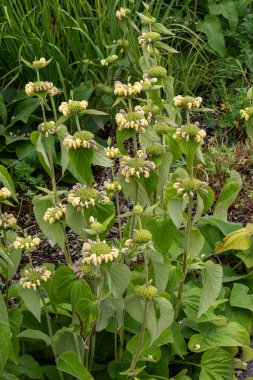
[215,227,253,254]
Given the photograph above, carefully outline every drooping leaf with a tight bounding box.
[198,260,223,317]
[214,170,242,221]
[105,262,131,297]
[230,283,253,312]
[18,287,41,322]
[199,348,233,380]
[196,14,227,57]
[33,195,66,250]
[215,225,253,254]
[188,322,249,352]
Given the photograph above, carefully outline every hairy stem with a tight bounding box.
[130,182,138,239]
[75,114,82,132]
[38,287,64,380]
[174,195,194,319]
[46,137,58,206]
[129,250,149,376]
[112,167,122,242]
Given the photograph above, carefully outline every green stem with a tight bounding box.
[174,195,194,320]
[38,287,64,380]
[64,232,72,266]
[46,137,58,206]
[132,134,138,155]
[50,96,58,122]
[186,110,190,124]
[129,250,149,377]
[112,167,122,242]
[75,114,82,132]
[130,182,138,239]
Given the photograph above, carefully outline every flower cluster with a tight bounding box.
[67,184,109,208]
[146,143,165,158]
[138,32,161,52]
[153,122,170,136]
[116,39,129,47]
[135,104,160,123]
[104,180,121,194]
[20,266,52,290]
[114,81,142,97]
[173,178,208,198]
[240,107,253,121]
[140,74,158,91]
[58,100,88,116]
[119,151,155,182]
[173,123,206,144]
[0,212,17,229]
[173,95,202,110]
[81,239,119,266]
[101,55,118,66]
[63,131,97,150]
[133,204,144,214]
[73,260,97,280]
[104,146,121,159]
[89,216,104,234]
[96,83,113,94]
[25,81,55,97]
[115,7,131,20]
[13,235,41,251]
[137,284,158,300]
[32,57,47,69]
[38,121,60,137]
[43,204,67,224]
[0,187,11,200]
[147,66,167,79]
[115,109,148,133]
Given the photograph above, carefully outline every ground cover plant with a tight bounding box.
[1,2,253,380]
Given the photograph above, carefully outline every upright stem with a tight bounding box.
[130,182,138,239]
[46,137,58,206]
[50,96,58,122]
[174,195,194,320]
[38,287,64,380]
[129,250,149,377]
[186,110,190,124]
[112,167,122,242]
[75,114,82,132]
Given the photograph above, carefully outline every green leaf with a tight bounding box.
[71,280,94,310]
[5,355,44,379]
[56,125,69,176]
[33,195,66,250]
[92,145,114,167]
[18,329,50,346]
[196,14,226,57]
[105,262,131,297]
[0,323,11,375]
[8,308,23,364]
[116,129,135,154]
[145,216,178,254]
[30,131,51,175]
[208,0,238,31]
[75,299,99,335]
[51,266,77,304]
[68,148,93,185]
[188,322,249,352]
[18,287,41,322]
[65,205,87,240]
[199,348,233,380]
[0,165,17,202]
[0,93,7,124]
[189,229,205,259]
[214,170,242,221]
[198,260,223,317]
[230,283,253,312]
